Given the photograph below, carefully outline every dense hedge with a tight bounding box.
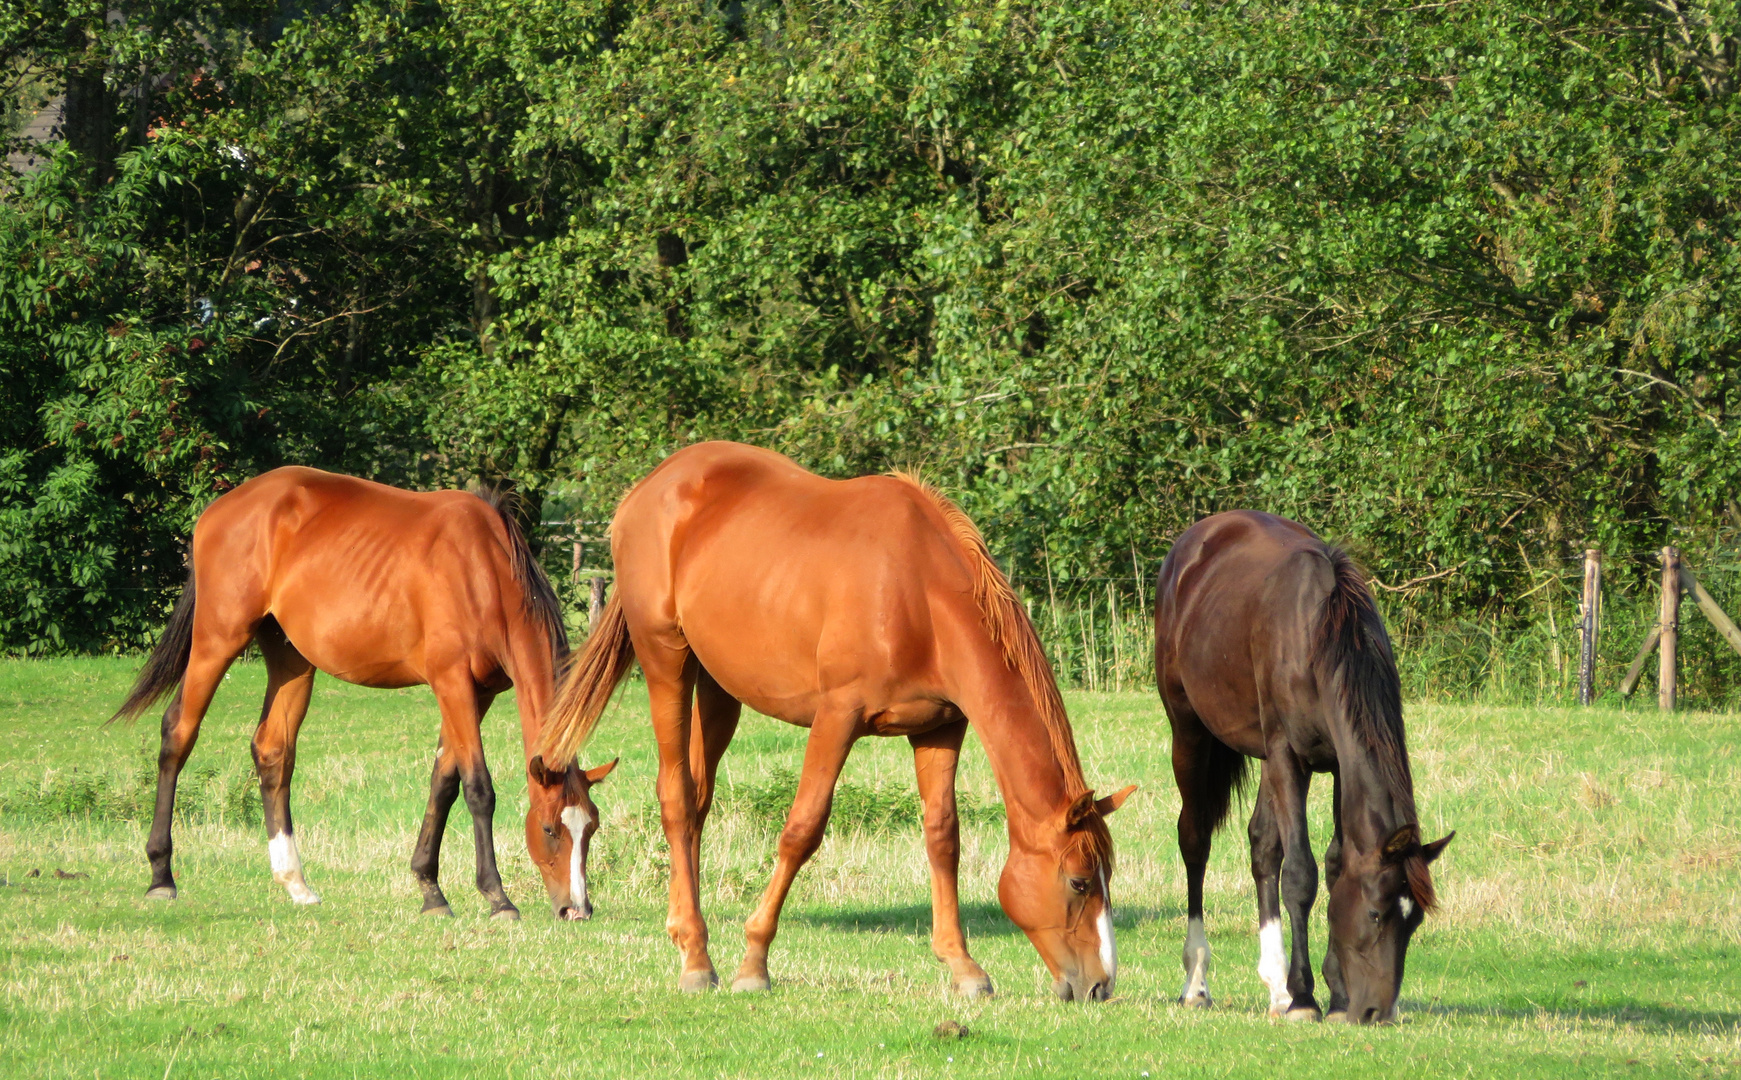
[3,1,1739,656]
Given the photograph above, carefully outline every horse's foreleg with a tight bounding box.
[732,705,860,993]
[254,627,320,905]
[1320,769,1349,1020]
[647,653,715,991]
[1248,776,1290,1016]
[1264,749,1321,1021]
[409,740,462,916]
[910,719,992,999]
[437,682,519,920]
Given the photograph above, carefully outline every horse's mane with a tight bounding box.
[1317,546,1435,908]
[471,484,570,665]
[888,472,1113,869]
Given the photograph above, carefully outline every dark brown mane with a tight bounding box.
[471,485,570,664]
[1317,546,1434,907]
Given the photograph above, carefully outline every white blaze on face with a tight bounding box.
[268,831,320,905]
[1095,869,1116,992]
[1258,918,1289,1014]
[1181,916,1211,1002]
[560,805,593,909]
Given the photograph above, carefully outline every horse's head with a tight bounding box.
[1326,823,1454,1023]
[525,754,618,920]
[998,785,1136,1002]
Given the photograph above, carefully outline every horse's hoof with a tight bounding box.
[491,907,521,922]
[421,903,454,918]
[678,969,720,993]
[1285,1005,1324,1023]
[1179,993,1212,1009]
[144,885,177,901]
[289,889,322,906]
[954,975,995,1000]
[730,972,772,993]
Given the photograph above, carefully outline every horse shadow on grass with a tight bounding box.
[790,901,1178,938]
[1411,999,1740,1036]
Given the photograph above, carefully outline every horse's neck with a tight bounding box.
[959,687,1077,847]
[1334,750,1416,850]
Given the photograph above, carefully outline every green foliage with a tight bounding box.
[4,1,1741,662]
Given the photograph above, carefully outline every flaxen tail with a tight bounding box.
[111,570,197,723]
[538,591,635,767]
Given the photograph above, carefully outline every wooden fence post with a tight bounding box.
[571,536,583,588]
[1578,549,1601,705]
[589,575,608,633]
[1679,564,1741,660]
[1659,546,1680,711]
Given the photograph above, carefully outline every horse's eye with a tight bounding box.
[542,824,560,839]
[1369,909,1382,923]
[1068,877,1090,895]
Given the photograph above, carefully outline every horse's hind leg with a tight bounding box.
[910,717,993,999]
[732,701,861,993]
[1170,717,1221,1007]
[145,624,251,899]
[432,676,519,920]
[645,649,715,990]
[1262,747,1322,1020]
[253,621,320,904]
[691,668,742,866]
[1248,773,1291,1016]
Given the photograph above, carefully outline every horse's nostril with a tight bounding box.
[1089,982,1109,1002]
[1360,1007,1380,1024]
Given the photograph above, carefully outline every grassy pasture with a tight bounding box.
[0,657,1737,1079]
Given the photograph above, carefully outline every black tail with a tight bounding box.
[111,570,196,723]
[1193,736,1251,838]
[1315,547,1413,806]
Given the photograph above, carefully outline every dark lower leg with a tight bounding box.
[1248,787,1289,1014]
[460,756,519,918]
[1268,758,1320,1017]
[1321,773,1349,1016]
[146,692,197,897]
[410,753,462,914]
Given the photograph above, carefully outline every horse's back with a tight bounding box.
[190,467,517,686]
[1156,511,1338,759]
[611,442,974,723]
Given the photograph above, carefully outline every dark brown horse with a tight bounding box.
[539,442,1133,1000]
[1155,511,1452,1023]
[112,467,617,919]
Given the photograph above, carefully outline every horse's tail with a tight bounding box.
[1315,546,1436,909]
[537,590,634,767]
[111,569,197,724]
[1191,736,1251,840]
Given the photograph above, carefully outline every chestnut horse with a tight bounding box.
[539,442,1133,1000]
[1154,511,1452,1023]
[112,467,617,919]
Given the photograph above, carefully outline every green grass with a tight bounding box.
[0,658,1737,1079]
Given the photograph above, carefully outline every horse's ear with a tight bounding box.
[1064,790,1097,828]
[1418,830,1455,865]
[1381,823,1422,864]
[583,757,619,784]
[528,754,557,785]
[1095,784,1137,817]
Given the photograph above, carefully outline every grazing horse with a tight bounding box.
[111,467,617,920]
[1154,511,1452,1024]
[539,442,1134,1000]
